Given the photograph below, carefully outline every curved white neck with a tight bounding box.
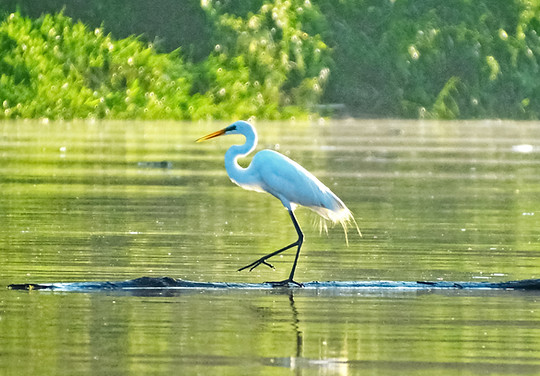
[224,125,258,186]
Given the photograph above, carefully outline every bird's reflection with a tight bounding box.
[288,291,303,358]
[261,290,349,375]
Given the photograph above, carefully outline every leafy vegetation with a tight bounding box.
[194,0,331,119]
[319,0,540,119]
[0,6,327,120]
[2,1,540,119]
[0,12,193,119]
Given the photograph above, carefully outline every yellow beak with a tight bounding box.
[196,128,227,142]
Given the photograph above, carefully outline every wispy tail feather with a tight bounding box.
[310,205,361,245]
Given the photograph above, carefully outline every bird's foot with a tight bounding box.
[238,258,275,272]
[265,279,304,288]
[238,240,301,273]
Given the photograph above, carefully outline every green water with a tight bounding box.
[1,120,540,375]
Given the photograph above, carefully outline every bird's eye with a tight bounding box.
[226,125,237,132]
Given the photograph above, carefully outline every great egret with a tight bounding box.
[197,120,360,286]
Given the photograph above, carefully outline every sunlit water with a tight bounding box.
[1,120,540,375]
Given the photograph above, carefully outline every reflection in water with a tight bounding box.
[1,120,540,375]
[262,291,349,375]
[289,292,303,359]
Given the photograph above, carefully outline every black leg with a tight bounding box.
[238,209,304,287]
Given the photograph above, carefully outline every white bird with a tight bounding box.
[197,120,360,286]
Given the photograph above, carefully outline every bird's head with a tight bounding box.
[196,120,254,142]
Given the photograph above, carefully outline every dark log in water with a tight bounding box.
[7,277,540,291]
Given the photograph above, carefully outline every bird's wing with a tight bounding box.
[251,150,347,215]
[251,149,361,241]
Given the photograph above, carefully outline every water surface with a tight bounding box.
[1,120,540,375]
